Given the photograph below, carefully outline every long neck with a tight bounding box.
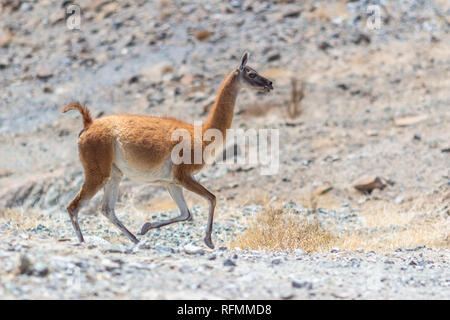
[202,70,240,137]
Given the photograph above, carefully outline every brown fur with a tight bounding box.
[62,70,239,244]
[62,103,93,128]
[62,57,273,246]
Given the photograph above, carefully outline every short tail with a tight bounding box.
[62,103,93,128]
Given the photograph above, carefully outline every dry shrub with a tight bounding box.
[0,207,38,232]
[336,192,449,251]
[230,207,335,252]
[287,78,304,119]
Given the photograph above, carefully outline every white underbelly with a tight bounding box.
[113,140,175,184]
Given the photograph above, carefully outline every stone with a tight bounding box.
[292,280,313,290]
[141,62,173,81]
[34,263,50,277]
[315,184,333,195]
[0,57,10,69]
[184,244,204,255]
[103,244,127,254]
[36,66,54,79]
[0,29,13,47]
[223,259,236,267]
[280,291,295,299]
[271,258,282,265]
[17,255,33,275]
[394,114,428,127]
[194,30,212,41]
[353,175,387,193]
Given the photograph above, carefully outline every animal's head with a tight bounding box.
[236,52,273,93]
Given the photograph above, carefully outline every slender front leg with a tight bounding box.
[102,168,139,244]
[177,175,216,249]
[66,173,109,243]
[140,184,191,235]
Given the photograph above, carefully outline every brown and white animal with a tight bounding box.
[62,52,273,248]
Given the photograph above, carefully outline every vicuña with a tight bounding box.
[62,52,273,248]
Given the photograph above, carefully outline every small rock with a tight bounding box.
[318,41,332,51]
[103,244,127,254]
[353,175,387,193]
[155,245,175,253]
[43,86,54,93]
[184,244,204,255]
[20,2,33,11]
[208,254,216,261]
[394,114,428,127]
[315,184,333,195]
[272,258,282,265]
[292,280,313,290]
[0,169,13,178]
[36,66,53,80]
[17,255,33,275]
[223,259,236,267]
[283,10,301,19]
[395,195,404,204]
[141,61,173,81]
[366,129,378,136]
[352,33,371,45]
[34,263,49,277]
[337,83,348,90]
[0,28,13,47]
[0,57,10,69]
[280,291,295,300]
[267,53,281,62]
[230,0,242,8]
[194,30,212,41]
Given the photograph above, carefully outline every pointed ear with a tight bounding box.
[239,52,249,70]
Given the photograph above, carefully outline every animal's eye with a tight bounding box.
[249,73,256,78]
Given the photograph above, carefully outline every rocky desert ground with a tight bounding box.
[0,0,449,299]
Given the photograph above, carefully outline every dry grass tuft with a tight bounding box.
[0,207,38,232]
[287,78,304,119]
[231,189,449,253]
[230,207,335,252]
[336,194,449,251]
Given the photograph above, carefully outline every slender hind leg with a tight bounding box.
[102,167,139,244]
[140,184,191,235]
[67,174,108,243]
[176,174,216,249]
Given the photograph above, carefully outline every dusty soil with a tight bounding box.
[0,0,449,299]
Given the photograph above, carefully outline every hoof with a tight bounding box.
[139,222,154,235]
[204,236,214,249]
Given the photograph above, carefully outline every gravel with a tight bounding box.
[0,236,448,299]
